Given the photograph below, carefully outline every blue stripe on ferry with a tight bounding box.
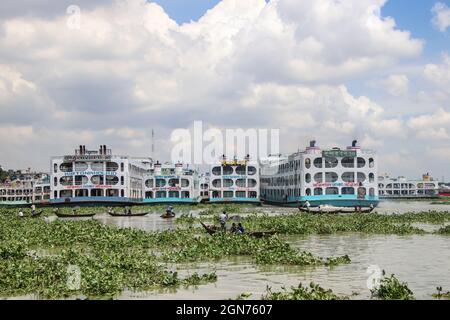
[208,197,261,204]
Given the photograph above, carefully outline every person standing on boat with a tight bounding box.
[31,204,36,216]
[305,200,311,211]
[219,211,227,230]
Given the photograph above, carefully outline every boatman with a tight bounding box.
[31,204,36,216]
[305,200,311,211]
[219,211,227,230]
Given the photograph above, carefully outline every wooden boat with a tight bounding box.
[55,212,96,218]
[200,222,275,238]
[338,207,375,214]
[108,211,149,217]
[298,206,341,214]
[160,212,176,219]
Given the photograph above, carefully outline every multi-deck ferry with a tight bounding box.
[0,173,50,207]
[208,155,260,204]
[378,173,440,199]
[260,141,379,208]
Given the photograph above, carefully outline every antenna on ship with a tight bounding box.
[151,128,155,160]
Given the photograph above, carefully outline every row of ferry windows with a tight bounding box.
[278,157,375,173]
[145,191,191,198]
[0,189,33,195]
[54,162,124,173]
[211,191,258,198]
[264,187,375,197]
[145,179,190,188]
[211,179,258,188]
[55,175,123,186]
[212,166,257,176]
[262,172,375,186]
[55,189,124,198]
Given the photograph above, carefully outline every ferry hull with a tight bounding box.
[208,197,261,205]
[262,195,379,208]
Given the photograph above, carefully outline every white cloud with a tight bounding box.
[372,74,409,96]
[432,2,450,32]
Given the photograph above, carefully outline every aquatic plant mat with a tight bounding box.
[1,206,449,299]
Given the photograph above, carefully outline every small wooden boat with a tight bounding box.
[200,222,275,238]
[55,212,96,218]
[160,212,176,219]
[338,207,375,214]
[298,206,341,214]
[108,211,149,217]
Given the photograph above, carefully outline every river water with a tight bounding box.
[48,200,450,300]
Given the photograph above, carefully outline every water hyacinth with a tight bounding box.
[370,271,415,300]
[262,282,346,300]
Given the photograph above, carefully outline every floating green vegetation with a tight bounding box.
[0,212,348,299]
[436,225,450,234]
[370,271,415,300]
[432,287,450,299]
[261,282,346,300]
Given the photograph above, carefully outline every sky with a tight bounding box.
[0,0,449,180]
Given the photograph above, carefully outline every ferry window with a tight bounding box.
[236,165,246,175]
[181,179,190,187]
[325,172,338,183]
[342,172,355,183]
[313,158,323,168]
[91,175,104,185]
[325,157,338,168]
[236,179,246,187]
[106,189,119,197]
[236,191,246,198]
[212,191,221,198]
[60,190,72,198]
[248,179,257,188]
[212,167,221,175]
[201,183,209,190]
[342,157,355,168]
[369,173,375,183]
[156,179,166,187]
[91,189,103,197]
[169,178,180,187]
[54,163,58,173]
[249,191,258,198]
[342,187,355,195]
[181,191,190,198]
[305,158,311,169]
[379,184,384,188]
[121,163,124,172]
[212,179,222,188]
[357,173,366,183]
[156,191,166,198]
[59,176,73,186]
[314,173,323,183]
[248,166,257,175]
[223,179,234,187]
[369,158,375,168]
[59,163,73,172]
[223,191,233,198]
[120,176,124,185]
[357,187,366,198]
[54,191,57,198]
[306,188,312,196]
[325,187,339,195]
[357,158,366,168]
[106,176,119,185]
[53,177,58,186]
[314,188,323,195]
[169,191,179,198]
[369,188,375,197]
[75,162,89,171]
[106,162,119,171]
[75,189,88,197]
[305,173,311,183]
[223,166,233,175]
[386,184,392,188]
[145,179,154,188]
[145,191,153,198]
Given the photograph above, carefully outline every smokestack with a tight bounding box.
[352,140,358,147]
[79,145,83,155]
[309,140,316,148]
[104,145,107,154]
[99,145,103,155]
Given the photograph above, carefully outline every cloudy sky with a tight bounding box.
[0,0,449,180]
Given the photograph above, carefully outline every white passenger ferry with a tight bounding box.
[260,141,379,208]
[378,173,440,199]
[142,161,200,204]
[0,173,50,206]
[208,155,260,204]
